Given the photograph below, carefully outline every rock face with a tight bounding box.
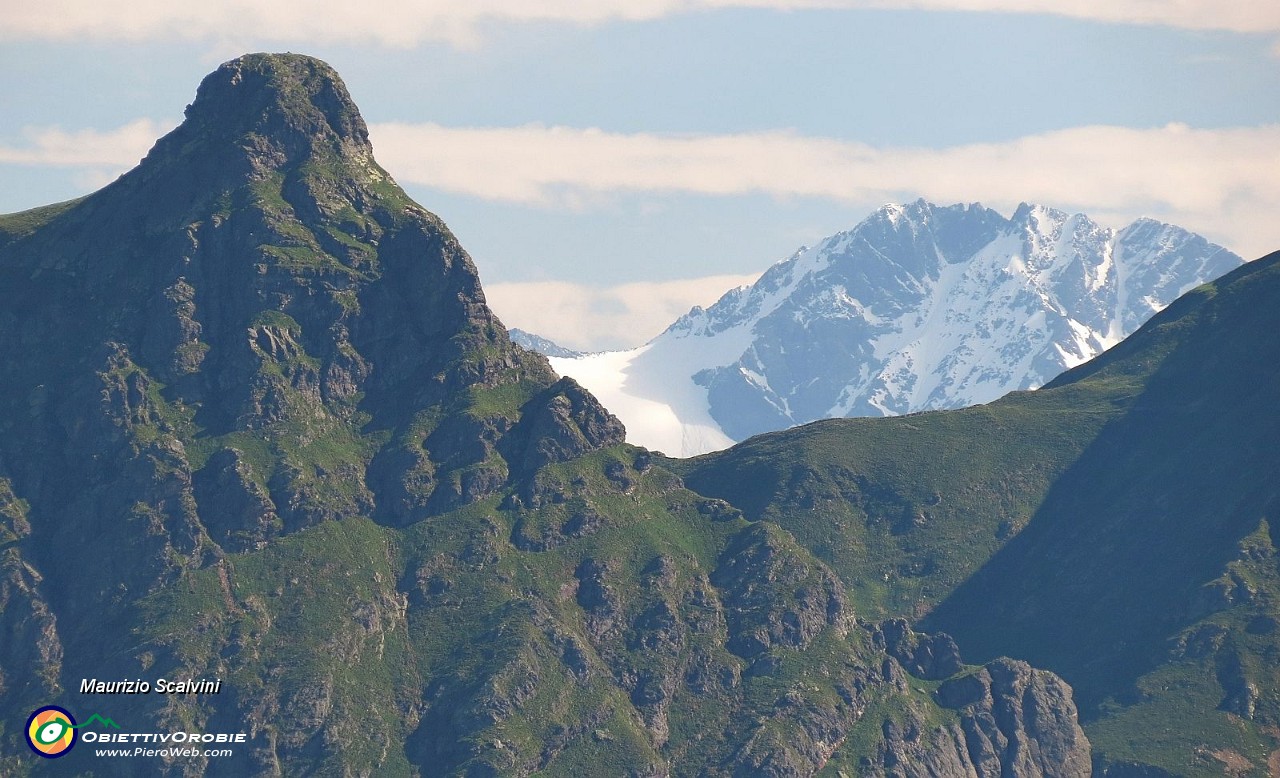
[550,200,1241,455]
[876,618,964,680]
[0,54,1090,776]
[930,659,1091,777]
[711,523,852,658]
[863,623,1091,777]
[0,476,62,706]
[865,657,1091,778]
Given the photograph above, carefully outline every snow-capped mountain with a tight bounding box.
[549,200,1242,456]
[509,328,584,359]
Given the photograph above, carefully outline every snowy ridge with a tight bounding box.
[509,328,584,359]
[551,200,1242,456]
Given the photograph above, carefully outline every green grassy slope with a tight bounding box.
[674,385,1126,621]
[678,251,1280,773]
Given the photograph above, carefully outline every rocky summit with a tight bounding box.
[0,54,1090,775]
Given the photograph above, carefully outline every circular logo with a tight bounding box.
[25,706,77,758]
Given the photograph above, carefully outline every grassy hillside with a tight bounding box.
[674,384,1126,621]
[678,251,1280,773]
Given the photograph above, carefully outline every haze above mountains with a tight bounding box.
[542,201,1241,456]
[1,53,1276,777]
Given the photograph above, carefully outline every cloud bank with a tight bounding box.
[0,120,171,168]
[485,274,761,352]
[3,1,1277,47]
[5,116,1274,350]
[4,118,1275,259]
[370,121,1280,259]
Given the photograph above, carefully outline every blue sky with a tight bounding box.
[3,2,1278,349]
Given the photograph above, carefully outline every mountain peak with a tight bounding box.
[136,53,372,186]
[187,53,368,148]
[553,199,1242,455]
[1010,201,1071,227]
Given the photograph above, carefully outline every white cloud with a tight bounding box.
[485,274,761,352]
[862,0,1280,34]
[2,0,1277,47]
[6,112,1274,349]
[0,119,170,168]
[4,116,1275,260]
[5,116,1274,261]
[371,121,1280,260]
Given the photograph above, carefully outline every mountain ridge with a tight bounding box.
[510,328,585,359]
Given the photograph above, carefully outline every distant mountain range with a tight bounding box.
[510,327,584,358]
[543,200,1241,455]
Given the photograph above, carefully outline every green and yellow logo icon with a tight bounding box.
[25,706,77,758]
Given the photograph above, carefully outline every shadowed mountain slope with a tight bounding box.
[678,250,1280,774]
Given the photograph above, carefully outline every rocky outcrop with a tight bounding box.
[711,523,851,658]
[716,623,1091,778]
[192,448,281,551]
[927,658,1091,777]
[852,655,1090,777]
[0,473,62,736]
[875,617,964,680]
[0,481,62,704]
[508,377,627,476]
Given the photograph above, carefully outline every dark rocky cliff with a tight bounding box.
[0,54,1088,776]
